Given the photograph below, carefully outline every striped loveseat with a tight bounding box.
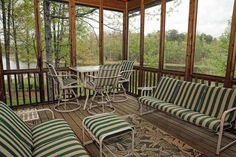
[138,77,236,155]
[0,102,89,157]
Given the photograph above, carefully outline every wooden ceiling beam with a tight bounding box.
[50,0,126,11]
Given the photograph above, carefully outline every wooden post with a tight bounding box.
[99,0,104,65]
[123,2,129,60]
[34,0,45,102]
[0,41,5,102]
[139,0,145,90]
[224,0,236,87]
[185,0,198,81]
[69,0,77,67]
[159,0,166,78]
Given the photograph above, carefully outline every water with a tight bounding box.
[2,56,36,70]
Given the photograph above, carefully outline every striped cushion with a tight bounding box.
[180,111,231,132]
[96,64,122,87]
[156,103,191,118]
[0,121,32,157]
[83,113,132,141]
[153,77,180,102]
[0,102,32,148]
[33,135,89,157]
[138,96,166,109]
[32,119,75,149]
[199,86,236,123]
[120,60,134,80]
[173,81,206,111]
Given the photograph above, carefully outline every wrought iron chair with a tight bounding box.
[84,64,122,114]
[45,62,81,112]
[112,60,134,102]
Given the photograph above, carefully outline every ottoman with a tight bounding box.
[82,113,134,157]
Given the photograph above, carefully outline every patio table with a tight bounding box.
[69,65,100,110]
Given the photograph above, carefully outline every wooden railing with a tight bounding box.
[3,66,236,106]
[127,66,236,96]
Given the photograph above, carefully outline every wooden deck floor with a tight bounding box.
[17,96,236,157]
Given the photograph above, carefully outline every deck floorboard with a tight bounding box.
[18,96,236,157]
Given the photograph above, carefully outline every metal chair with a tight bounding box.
[84,64,122,114]
[45,62,81,113]
[112,60,134,102]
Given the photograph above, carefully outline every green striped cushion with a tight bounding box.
[0,122,32,157]
[120,60,134,80]
[180,111,231,132]
[199,86,236,123]
[153,77,180,102]
[0,102,32,148]
[33,135,89,157]
[96,64,121,87]
[156,103,191,118]
[84,113,132,141]
[173,81,206,111]
[138,96,167,109]
[32,119,75,149]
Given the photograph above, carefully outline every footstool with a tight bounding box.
[82,113,134,157]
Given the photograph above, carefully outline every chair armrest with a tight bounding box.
[120,70,135,74]
[221,107,236,122]
[35,109,55,120]
[137,86,157,96]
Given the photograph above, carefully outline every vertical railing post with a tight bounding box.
[99,0,104,65]
[225,0,236,88]
[185,0,198,81]
[138,0,145,92]
[0,41,5,102]
[69,0,77,67]
[34,0,45,102]
[123,2,129,60]
[159,0,166,79]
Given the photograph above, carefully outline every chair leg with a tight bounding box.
[100,141,103,157]
[84,94,89,110]
[216,126,224,155]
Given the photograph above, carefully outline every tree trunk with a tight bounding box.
[1,0,11,70]
[44,0,53,101]
[11,0,22,88]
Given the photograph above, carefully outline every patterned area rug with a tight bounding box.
[104,114,203,157]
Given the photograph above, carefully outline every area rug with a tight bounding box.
[103,114,203,157]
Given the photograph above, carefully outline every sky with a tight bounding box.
[132,0,234,38]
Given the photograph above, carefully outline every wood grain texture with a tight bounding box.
[13,96,236,157]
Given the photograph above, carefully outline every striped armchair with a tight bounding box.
[84,64,122,114]
[0,101,89,157]
[138,77,236,155]
[113,60,134,102]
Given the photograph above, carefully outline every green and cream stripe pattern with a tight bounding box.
[0,102,90,157]
[120,60,134,80]
[138,96,167,109]
[32,119,75,149]
[173,81,206,111]
[84,113,132,141]
[199,86,236,123]
[180,111,231,131]
[153,77,180,102]
[33,135,89,157]
[0,122,32,157]
[96,64,122,88]
[156,102,191,117]
[0,103,33,148]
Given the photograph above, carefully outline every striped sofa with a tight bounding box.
[138,77,236,155]
[0,102,89,157]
